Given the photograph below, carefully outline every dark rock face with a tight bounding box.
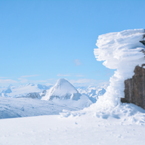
[123,65,145,109]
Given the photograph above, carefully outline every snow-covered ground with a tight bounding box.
[0,114,145,145]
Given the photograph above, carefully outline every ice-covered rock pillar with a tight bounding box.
[94,29,145,108]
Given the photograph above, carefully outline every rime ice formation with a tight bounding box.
[94,29,145,108]
[42,78,81,100]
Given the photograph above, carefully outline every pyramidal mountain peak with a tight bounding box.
[42,78,81,101]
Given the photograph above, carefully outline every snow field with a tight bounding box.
[0,115,145,145]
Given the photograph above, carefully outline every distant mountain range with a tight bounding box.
[0,79,107,119]
[0,79,107,102]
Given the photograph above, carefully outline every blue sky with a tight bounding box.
[0,0,145,86]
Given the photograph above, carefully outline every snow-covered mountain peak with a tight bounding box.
[42,78,81,100]
[54,78,78,93]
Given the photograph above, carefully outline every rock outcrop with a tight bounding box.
[123,64,145,109]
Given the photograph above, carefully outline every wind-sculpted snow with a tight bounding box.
[94,29,145,69]
[94,29,145,107]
